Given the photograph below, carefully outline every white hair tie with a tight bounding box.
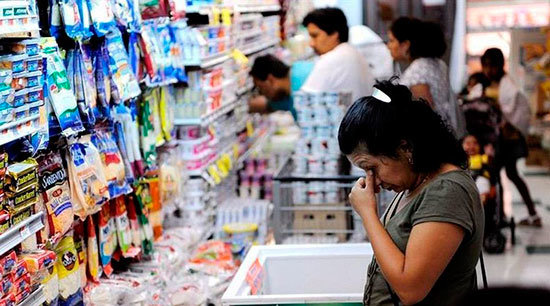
[372,88,391,103]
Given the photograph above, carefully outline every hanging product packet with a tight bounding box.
[77,46,98,125]
[41,38,84,136]
[111,197,132,255]
[139,22,161,84]
[130,192,153,255]
[86,216,100,282]
[168,0,186,20]
[77,0,94,40]
[55,235,83,304]
[112,114,136,184]
[157,20,177,83]
[94,47,112,120]
[139,0,168,19]
[66,48,95,129]
[125,195,141,249]
[105,29,141,102]
[86,0,117,36]
[72,221,87,289]
[128,32,144,82]
[59,0,84,39]
[91,129,131,198]
[158,146,182,208]
[159,85,174,141]
[128,99,145,176]
[139,89,161,168]
[110,0,136,29]
[50,0,63,39]
[168,21,187,83]
[66,136,110,219]
[97,203,115,276]
[37,152,74,238]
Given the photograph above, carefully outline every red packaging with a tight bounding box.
[19,250,56,284]
[0,293,15,306]
[0,273,14,296]
[13,273,30,294]
[14,286,30,304]
[140,0,168,19]
[0,251,17,276]
[13,260,28,280]
[0,211,9,235]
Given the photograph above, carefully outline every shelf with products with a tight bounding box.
[234,4,282,13]
[18,285,46,306]
[0,212,43,257]
[242,38,281,56]
[174,96,240,126]
[0,114,41,146]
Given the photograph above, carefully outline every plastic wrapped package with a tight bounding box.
[0,273,14,296]
[84,278,149,305]
[41,38,84,136]
[129,193,153,255]
[97,203,115,276]
[66,138,110,219]
[91,130,131,198]
[76,45,98,125]
[59,0,84,39]
[139,88,161,167]
[93,47,112,120]
[139,0,168,19]
[73,220,87,289]
[136,178,162,240]
[86,216,100,282]
[78,0,94,40]
[86,0,116,36]
[111,197,132,255]
[19,250,58,304]
[55,236,82,302]
[125,195,141,249]
[37,152,74,238]
[112,117,135,184]
[104,29,141,102]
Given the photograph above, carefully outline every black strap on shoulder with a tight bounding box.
[480,252,488,289]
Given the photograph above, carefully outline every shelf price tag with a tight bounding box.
[221,153,232,170]
[207,165,222,184]
[216,158,229,178]
[246,120,254,137]
[222,8,232,26]
[20,226,30,239]
[233,144,240,160]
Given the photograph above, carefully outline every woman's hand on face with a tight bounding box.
[349,170,378,218]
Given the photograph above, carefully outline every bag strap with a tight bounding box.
[479,252,488,289]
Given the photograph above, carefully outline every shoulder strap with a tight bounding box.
[480,252,488,289]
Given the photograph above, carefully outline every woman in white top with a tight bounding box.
[387,17,464,136]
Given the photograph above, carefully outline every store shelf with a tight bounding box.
[186,53,230,69]
[174,97,239,126]
[18,286,46,306]
[235,4,281,13]
[0,30,39,39]
[0,114,41,146]
[237,83,254,96]
[0,212,44,257]
[237,126,274,165]
[242,38,280,56]
[466,0,549,8]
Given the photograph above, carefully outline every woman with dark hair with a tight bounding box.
[387,17,464,136]
[340,80,484,306]
[481,48,540,227]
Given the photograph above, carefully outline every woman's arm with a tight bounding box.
[410,84,434,108]
[350,173,465,305]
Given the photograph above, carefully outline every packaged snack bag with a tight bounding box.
[86,0,116,36]
[111,197,131,255]
[97,204,115,276]
[4,159,37,192]
[105,29,141,102]
[59,0,84,39]
[66,137,110,219]
[91,130,131,198]
[41,38,84,136]
[37,152,74,237]
[55,236,81,300]
[86,216,100,282]
[73,220,87,289]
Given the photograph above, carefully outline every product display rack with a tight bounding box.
[0,212,43,257]
[18,285,46,306]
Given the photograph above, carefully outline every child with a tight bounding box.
[462,134,493,203]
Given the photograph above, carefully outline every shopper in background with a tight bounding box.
[248,54,314,120]
[387,17,465,136]
[481,48,541,227]
[300,7,375,102]
[339,80,483,306]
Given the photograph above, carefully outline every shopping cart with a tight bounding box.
[272,157,394,244]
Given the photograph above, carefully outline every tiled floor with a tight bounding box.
[479,163,550,288]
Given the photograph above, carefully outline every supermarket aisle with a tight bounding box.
[480,164,550,288]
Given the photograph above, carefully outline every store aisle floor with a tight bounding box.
[480,164,550,288]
